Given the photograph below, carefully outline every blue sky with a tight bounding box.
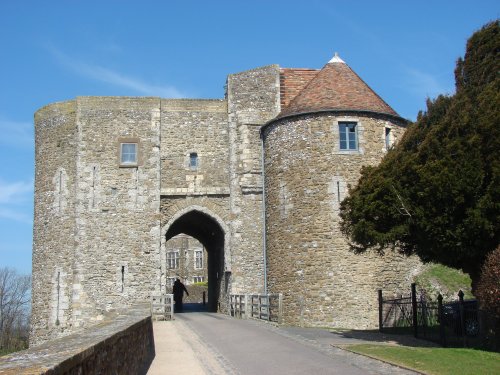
[0,1,498,275]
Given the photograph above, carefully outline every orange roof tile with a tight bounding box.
[277,54,399,119]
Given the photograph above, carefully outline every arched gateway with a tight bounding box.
[31,56,421,346]
[161,206,231,312]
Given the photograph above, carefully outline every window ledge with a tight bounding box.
[335,150,362,155]
[119,163,138,168]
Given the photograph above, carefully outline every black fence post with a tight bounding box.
[458,290,467,348]
[438,294,446,347]
[411,283,418,338]
[378,289,383,332]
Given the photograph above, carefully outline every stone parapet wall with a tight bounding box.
[0,307,154,375]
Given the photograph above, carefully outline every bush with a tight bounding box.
[476,246,500,316]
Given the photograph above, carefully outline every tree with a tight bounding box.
[339,21,500,287]
[0,267,31,353]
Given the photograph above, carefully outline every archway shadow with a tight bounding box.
[175,302,208,313]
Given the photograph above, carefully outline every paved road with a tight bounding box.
[147,308,419,375]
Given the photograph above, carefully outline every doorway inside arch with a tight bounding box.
[164,210,226,312]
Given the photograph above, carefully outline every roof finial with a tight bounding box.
[328,52,345,64]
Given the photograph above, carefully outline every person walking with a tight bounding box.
[173,278,189,312]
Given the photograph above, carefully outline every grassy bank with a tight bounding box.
[345,344,499,375]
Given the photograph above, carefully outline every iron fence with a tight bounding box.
[379,284,498,349]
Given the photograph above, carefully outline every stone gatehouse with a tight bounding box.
[31,54,421,345]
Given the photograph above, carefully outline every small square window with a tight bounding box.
[120,143,137,165]
[193,276,204,283]
[189,153,198,170]
[339,122,358,151]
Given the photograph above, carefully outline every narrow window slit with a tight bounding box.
[92,166,97,208]
[58,171,63,211]
[121,266,125,293]
[56,271,61,325]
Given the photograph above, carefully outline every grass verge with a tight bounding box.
[344,344,500,375]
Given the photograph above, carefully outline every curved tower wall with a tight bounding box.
[32,97,163,345]
[32,101,77,344]
[263,112,421,328]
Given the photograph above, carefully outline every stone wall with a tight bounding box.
[31,62,423,344]
[263,112,421,328]
[32,101,78,345]
[227,65,281,294]
[71,97,161,330]
[0,308,154,375]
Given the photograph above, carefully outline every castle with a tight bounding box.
[31,54,420,345]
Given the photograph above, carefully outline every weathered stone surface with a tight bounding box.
[32,60,422,345]
[262,112,421,328]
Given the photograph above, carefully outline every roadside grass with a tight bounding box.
[345,344,500,375]
[415,263,473,299]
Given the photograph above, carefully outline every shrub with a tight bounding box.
[476,246,500,316]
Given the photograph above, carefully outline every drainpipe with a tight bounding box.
[158,99,163,294]
[261,134,268,294]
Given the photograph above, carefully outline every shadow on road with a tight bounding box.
[176,303,208,313]
[329,329,439,347]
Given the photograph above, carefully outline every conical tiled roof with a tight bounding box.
[277,53,399,119]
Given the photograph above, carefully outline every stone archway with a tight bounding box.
[161,206,231,312]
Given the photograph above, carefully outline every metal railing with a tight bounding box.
[378,284,496,348]
[150,294,174,321]
[230,293,283,323]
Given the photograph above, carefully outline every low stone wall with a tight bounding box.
[184,284,208,304]
[0,306,154,375]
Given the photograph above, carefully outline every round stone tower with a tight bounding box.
[32,100,78,343]
[262,54,420,328]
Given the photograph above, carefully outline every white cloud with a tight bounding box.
[0,180,33,225]
[0,180,33,204]
[47,45,187,98]
[0,207,32,224]
[0,118,34,148]
[403,67,454,99]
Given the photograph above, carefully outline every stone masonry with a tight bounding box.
[31,54,422,345]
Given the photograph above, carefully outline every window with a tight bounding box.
[194,250,203,269]
[120,143,137,165]
[189,152,198,170]
[193,276,204,283]
[167,251,179,269]
[385,127,392,149]
[339,122,358,151]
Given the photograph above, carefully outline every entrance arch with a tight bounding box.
[161,206,231,312]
